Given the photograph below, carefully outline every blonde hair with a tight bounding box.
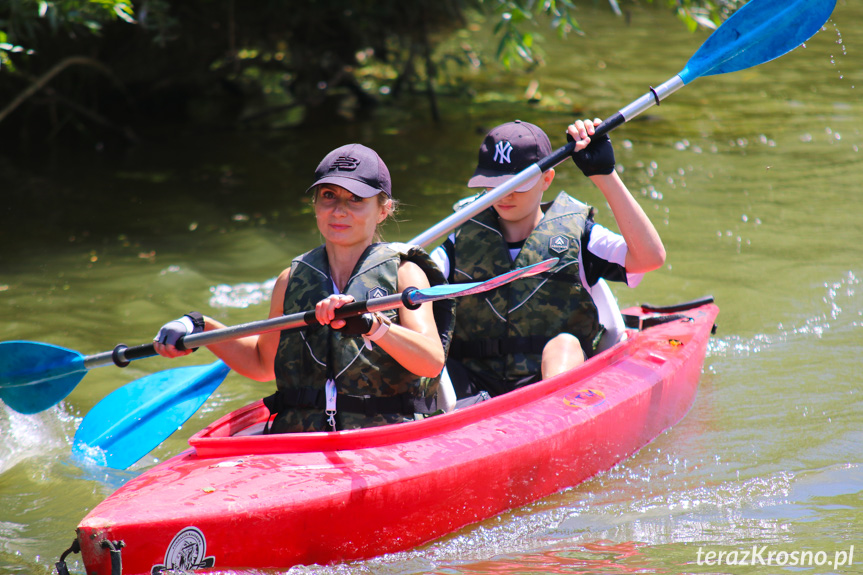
[374,193,400,242]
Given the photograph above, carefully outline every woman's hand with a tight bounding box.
[314,294,356,330]
[153,314,203,358]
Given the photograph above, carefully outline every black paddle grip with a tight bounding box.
[296,295,396,328]
[536,112,626,173]
[112,342,159,367]
[595,112,625,138]
[332,300,371,321]
[537,141,575,173]
[295,300,375,332]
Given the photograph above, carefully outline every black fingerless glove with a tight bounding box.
[336,313,374,336]
[185,311,205,333]
[568,132,615,177]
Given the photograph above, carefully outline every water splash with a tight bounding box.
[0,402,78,475]
[70,439,109,468]
[209,277,277,309]
[287,466,812,575]
[708,271,859,358]
[829,21,853,89]
[555,470,799,547]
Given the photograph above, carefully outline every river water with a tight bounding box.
[1,2,861,574]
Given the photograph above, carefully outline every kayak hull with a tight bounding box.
[77,301,718,574]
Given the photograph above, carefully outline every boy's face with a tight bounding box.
[490,170,553,225]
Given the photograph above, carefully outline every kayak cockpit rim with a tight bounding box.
[188,299,718,457]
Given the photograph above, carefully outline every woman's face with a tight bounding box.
[314,185,389,248]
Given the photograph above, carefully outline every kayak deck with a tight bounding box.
[75,299,718,574]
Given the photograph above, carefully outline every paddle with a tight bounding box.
[0,342,87,415]
[0,258,557,416]
[71,360,232,469]
[8,0,836,454]
[409,0,837,248]
[94,0,832,426]
[68,258,557,469]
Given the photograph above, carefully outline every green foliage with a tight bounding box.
[0,30,31,70]
[648,0,746,32]
[0,0,134,70]
[478,0,746,70]
[1,0,134,44]
[0,0,748,145]
[483,0,581,69]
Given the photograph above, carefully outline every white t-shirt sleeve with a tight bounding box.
[430,241,451,279]
[584,223,644,288]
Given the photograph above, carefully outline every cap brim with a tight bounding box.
[306,175,388,198]
[467,170,541,193]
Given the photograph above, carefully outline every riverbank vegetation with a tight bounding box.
[0,0,742,151]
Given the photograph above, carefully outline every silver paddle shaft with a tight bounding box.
[409,76,684,249]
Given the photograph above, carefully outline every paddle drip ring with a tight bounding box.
[111,344,130,368]
[400,287,422,310]
[649,86,661,106]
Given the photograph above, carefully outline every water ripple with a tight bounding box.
[708,270,859,358]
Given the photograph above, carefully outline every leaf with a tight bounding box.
[113,5,137,24]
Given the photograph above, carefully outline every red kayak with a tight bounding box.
[73,297,718,575]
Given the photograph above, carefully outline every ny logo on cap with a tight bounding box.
[493,141,513,164]
[330,156,360,172]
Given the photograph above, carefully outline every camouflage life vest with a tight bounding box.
[449,191,601,395]
[268,242,454,433]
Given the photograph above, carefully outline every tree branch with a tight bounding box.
[0,56,121,125]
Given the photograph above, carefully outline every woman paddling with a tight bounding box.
[154,144,453,433]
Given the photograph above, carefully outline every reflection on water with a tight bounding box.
[2,2,863,574]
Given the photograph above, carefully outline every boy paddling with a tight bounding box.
[432,118,665,398]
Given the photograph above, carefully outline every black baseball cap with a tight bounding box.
[468,120,552,191]
[307,143,392,198]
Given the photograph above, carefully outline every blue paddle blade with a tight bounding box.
[0,341,87,414]
[680,0,837,84]
[72,360,231,470]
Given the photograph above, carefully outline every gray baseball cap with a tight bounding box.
[307,143,392,198]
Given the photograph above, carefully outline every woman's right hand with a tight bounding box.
[314,294,356,330]
[153,314,203,358]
